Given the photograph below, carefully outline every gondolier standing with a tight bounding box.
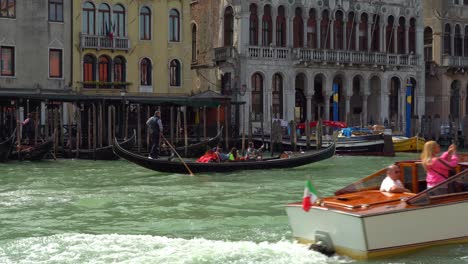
[146,110,163,159]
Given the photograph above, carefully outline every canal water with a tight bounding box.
[0,153,467,263]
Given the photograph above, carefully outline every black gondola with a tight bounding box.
[10,137,54,161]
[64,130,137,160]
[112,137,336,174]
[0,129,16,162]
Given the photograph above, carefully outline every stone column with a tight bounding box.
[355,19,360,51]
[393,26,398,53]
[343,19,347,50]
[264,72,272,122]
[285,74,295,122]
[451,28,455,56]
[303,15,308,47]
[381,23,386,52]
[272,10,277,46]
[306,95,312,121]
[367,21,372,51]
[258,10,264,46]
[317,19,322,49]
[288,16,294,47]
[380,76,389,124]
[330,19,335,49]
[324,92,331,121]
[362,94,369,126]
[405,24,410,54]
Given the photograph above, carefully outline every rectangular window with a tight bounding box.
[0,46,14,76]
[49,0,63,22]
[49,49,62,78]
[0,0,15,18]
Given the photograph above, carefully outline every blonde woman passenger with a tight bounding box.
[420,141,458,189]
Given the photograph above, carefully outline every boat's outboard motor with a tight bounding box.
[309,231,335,257]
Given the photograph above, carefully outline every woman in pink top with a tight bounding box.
[420,141,458,188]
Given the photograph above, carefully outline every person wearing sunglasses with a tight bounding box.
[380,165,411,193]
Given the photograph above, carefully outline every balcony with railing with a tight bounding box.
[441,55,468,67]
[80,33,130,51]
[296,49,418,67]
[214,46,235,62]
[246,46,292,59]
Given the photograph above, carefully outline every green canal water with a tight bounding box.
[0,153,467,263]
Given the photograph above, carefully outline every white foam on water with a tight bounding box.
[0,233,352,264]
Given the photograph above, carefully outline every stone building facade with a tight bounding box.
[0,0,72,121]
[73,0,193,97]
[213,0,425,135]
[423,0,468,136]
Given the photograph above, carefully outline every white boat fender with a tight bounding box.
[308,231,335,257]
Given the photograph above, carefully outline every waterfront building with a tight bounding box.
[423,0,468,139]
[213,0,424,135]
[0,0,72,137]
[72,0,193,98]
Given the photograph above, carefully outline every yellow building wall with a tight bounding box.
[72,0,192,97]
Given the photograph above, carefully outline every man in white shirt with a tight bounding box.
[380,165,411,193]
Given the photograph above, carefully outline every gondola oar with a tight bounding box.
[161,135,194,176]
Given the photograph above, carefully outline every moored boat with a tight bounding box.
[0,129,16,162]
[63,130,136,160]
[392,136,425,152]
[286,160,468,259]
[10,137,54,161]
[113,138,336,174]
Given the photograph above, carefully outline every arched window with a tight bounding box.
[98,56,111,88]
[276,6,286,47]
[455,24,462,56]
[293,7,304,48]
[359,13,368,51]
[114,56,126,83]
[140,58,152,85]
[262,5,272,46]
[97,3,110,36]
[140,7,151,40]
[347,12,355,50]
[113,4,125,37]
[424,27,433,61]
[83,54,96,88]
[169,9,180,42]
[335,10,344,50]
[371,15,380,52]
[192,24,197,62]
[170,59,181,86]
[409,18,416,54]
[444,23,451,55]
[307,9,317,48]
[397,17,405,54]
[82,2,95,35]
[249,4,258,45]
[272,74,283,119]
[251,73,263,121]
[224,7,234,46]
[321,10,330,49]
[386,16,395,53]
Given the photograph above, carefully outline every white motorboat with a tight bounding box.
[286,160,468,259]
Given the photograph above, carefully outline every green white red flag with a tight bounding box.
[302,179,319,212]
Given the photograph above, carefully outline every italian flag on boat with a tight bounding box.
[302,179,319,212]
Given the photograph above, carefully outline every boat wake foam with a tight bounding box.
[0,233,352,264]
